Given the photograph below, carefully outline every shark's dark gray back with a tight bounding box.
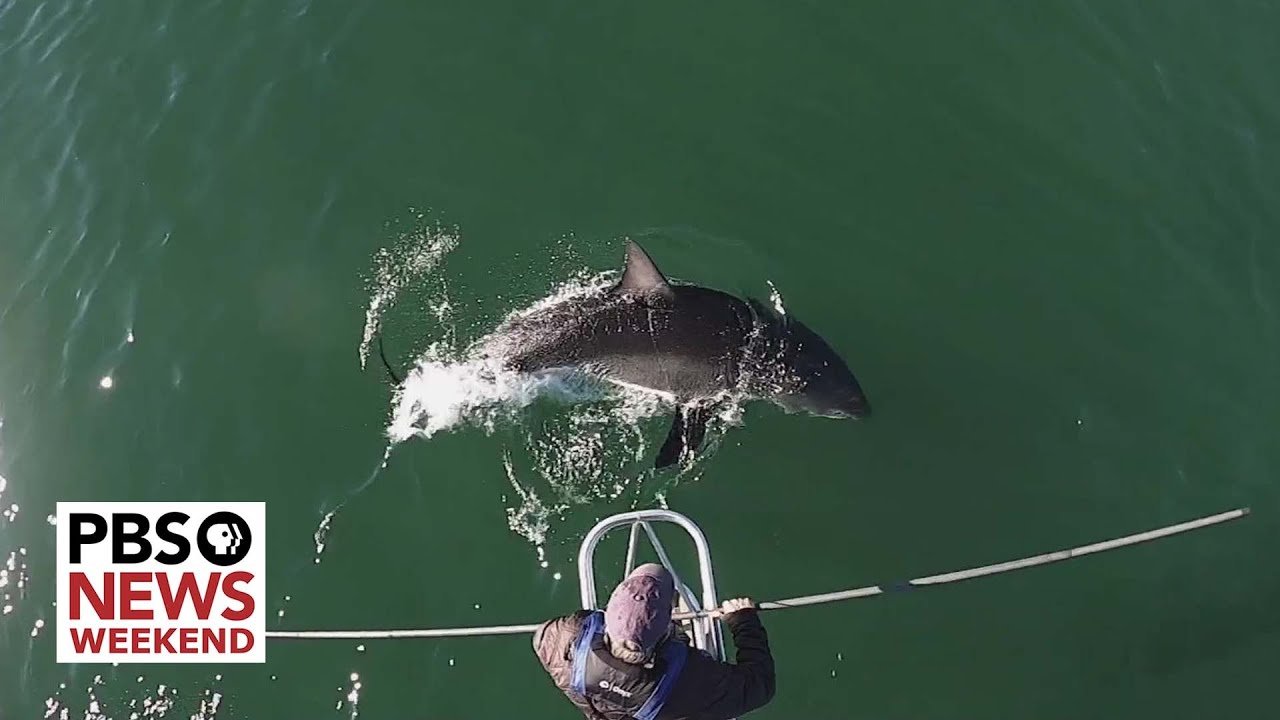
[495,284,753,400]
[487,240,868,468]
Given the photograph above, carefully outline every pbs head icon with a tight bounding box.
[197,511,252,566]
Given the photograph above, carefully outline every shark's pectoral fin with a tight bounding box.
[655,405,712,469]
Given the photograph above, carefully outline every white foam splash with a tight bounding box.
[388,353,587,443]
[369,242,747,551]
[386,272,617,444]
[336,672,362,718]
[192,690,222,720]
[358,218,459,369]
[2,548,29,616]
[766,280,787,316]
[502,450,559,549]
[313,510,336,564]
[276,593,292,619]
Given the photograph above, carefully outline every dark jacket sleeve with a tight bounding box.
[661,609,776,720]
[533,611,608,720]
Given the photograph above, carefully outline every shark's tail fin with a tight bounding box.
[377,336,403,385]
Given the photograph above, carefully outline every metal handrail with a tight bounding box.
[577,509,725,659]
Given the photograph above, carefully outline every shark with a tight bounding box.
[486,241,870,467]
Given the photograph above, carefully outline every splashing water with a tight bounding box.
[313,509,335,564]
[386,350,598,443]
[502,450,560,551]
[336,672,363,718]
[766,279,787,316]
[0,420,33,622]
[193,689,224,720]
[385,270,628,444]
[363,232,755,550]
[358,215,459,370]
[42,678,206,720]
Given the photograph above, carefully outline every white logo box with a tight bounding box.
[56,502,266,664]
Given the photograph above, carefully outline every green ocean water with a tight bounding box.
[1,1,1277,717]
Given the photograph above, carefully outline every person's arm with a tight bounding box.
[718,599,776,715]
[666,598,776,720]
[532,611,606,720]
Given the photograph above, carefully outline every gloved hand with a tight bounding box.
[718,597,757,617]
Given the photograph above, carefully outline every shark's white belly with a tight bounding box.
[604,377,678,402]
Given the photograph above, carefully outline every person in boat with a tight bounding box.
[533,563,776,720]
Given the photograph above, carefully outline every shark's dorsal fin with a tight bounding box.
[615,241,673,299]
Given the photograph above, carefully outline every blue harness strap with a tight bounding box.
[634,638,688,720]
[570,612,603,696]
[570,611,688,720]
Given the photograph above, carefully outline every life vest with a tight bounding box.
[569,611,688,720]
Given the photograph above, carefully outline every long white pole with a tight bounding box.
[265,507,1249,640]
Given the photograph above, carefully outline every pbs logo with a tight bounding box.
[56,502,266,664]
[66,508,254,568]
[197,512,251,566]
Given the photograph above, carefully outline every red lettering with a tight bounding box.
[69,572,113,620]
[203,627,225,653]
[220,572,255,621]
[155,627,176,653]
[231,627,254,653]
[131,626,147,653]
[70,627,105,653]
[157,572,220,620]
[180,627,197,653]
[67,626,256,656]
[118,572,153,620]
[108,627,128,654]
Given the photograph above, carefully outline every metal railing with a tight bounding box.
[577,509,726,660]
